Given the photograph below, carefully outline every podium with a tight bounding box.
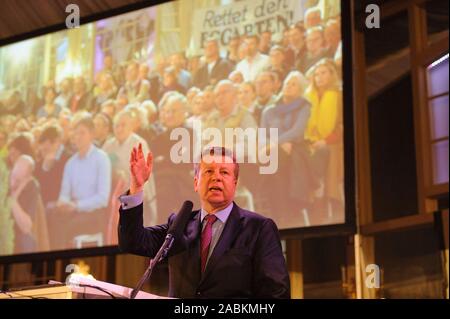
[0,276,170,299]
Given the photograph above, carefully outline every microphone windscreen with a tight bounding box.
[167,200,194,237]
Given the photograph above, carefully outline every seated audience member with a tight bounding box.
[117,61,150,103]
[9,155,49,254]
[94,73,117,112]
[285,24,306,70]
[161,66,187,95]
[55,78,73,110]
[69,77,94,113]
[204,80,257,162]
[298,26,333,73]
[141,99,159,126]
[304,6,323,29]
[102,109,157,225]
[151,91,199,219]
[253,71,278,124]
[324,18,342,60]
[259,30,273,55]
[268,45,290,81]
[93,112,113,148]
[305,58,343,222]
[238,82,257,114]
[169,52,192,90]
[49,113,111,249]
[100,99,117,120]
[125,103,158,145]
[186,86,201,114]
[37,87,63,119]
[193,39,234,89]
[226,35,241,65]
[201,85,216,115]
[58,108,76,154]
[35,124,72,208]
[259,71,315,223]
[236,35,270,81]
[185,92,211,129]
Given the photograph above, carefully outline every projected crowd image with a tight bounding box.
[0,0,344,255]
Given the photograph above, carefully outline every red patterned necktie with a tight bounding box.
[201,214,217,273]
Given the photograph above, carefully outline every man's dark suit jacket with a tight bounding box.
[118,202,290,298]
[193,58,234,89]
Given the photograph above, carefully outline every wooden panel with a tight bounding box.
[408,3,439,213]
[0,0,147,42]
[360,212,434,235]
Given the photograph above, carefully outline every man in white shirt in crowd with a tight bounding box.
[236,34,270,82]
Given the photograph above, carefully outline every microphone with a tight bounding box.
[130,200,193,299]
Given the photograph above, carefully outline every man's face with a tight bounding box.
[289,28,304,49]
[324,23,341,49]
[203,91,215,111]
[270,49,284,67]
[245,38,258,57]
[73,124,93,153]
[194,154,237,210]
[94,116,108,140]
[255,74,274,100]
[192,94,205,115]
[306,30,324,55]
[114,115,133,143]
[238,83,256,107]
[170,54,184,70]
[38,139,59,157]
[204,41,219,60]
[214,84,236,115]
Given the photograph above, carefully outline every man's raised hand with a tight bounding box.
[129,143,153,194]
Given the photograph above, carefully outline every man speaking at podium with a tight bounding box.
[118,144,290,298]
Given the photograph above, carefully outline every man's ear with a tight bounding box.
[194,176,199,192]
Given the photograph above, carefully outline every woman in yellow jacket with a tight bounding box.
[305,58,344,224]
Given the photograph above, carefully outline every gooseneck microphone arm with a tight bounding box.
[129,233,174,299]
[130,200,193,299]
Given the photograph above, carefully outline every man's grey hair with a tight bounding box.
[158,91,188,113]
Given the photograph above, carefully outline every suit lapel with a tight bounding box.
[199,202,242,285]
[185,210,202,274]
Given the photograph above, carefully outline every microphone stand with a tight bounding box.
[129,234,174,299]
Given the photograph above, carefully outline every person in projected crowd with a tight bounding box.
[102,108,157,226]
[259,71,317,225]
[35,124,72,209]
[118,145,290,298]
[9,155,49,253]
[149,91,199,221]
[305,58,344,222]
[47,113,111,250]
